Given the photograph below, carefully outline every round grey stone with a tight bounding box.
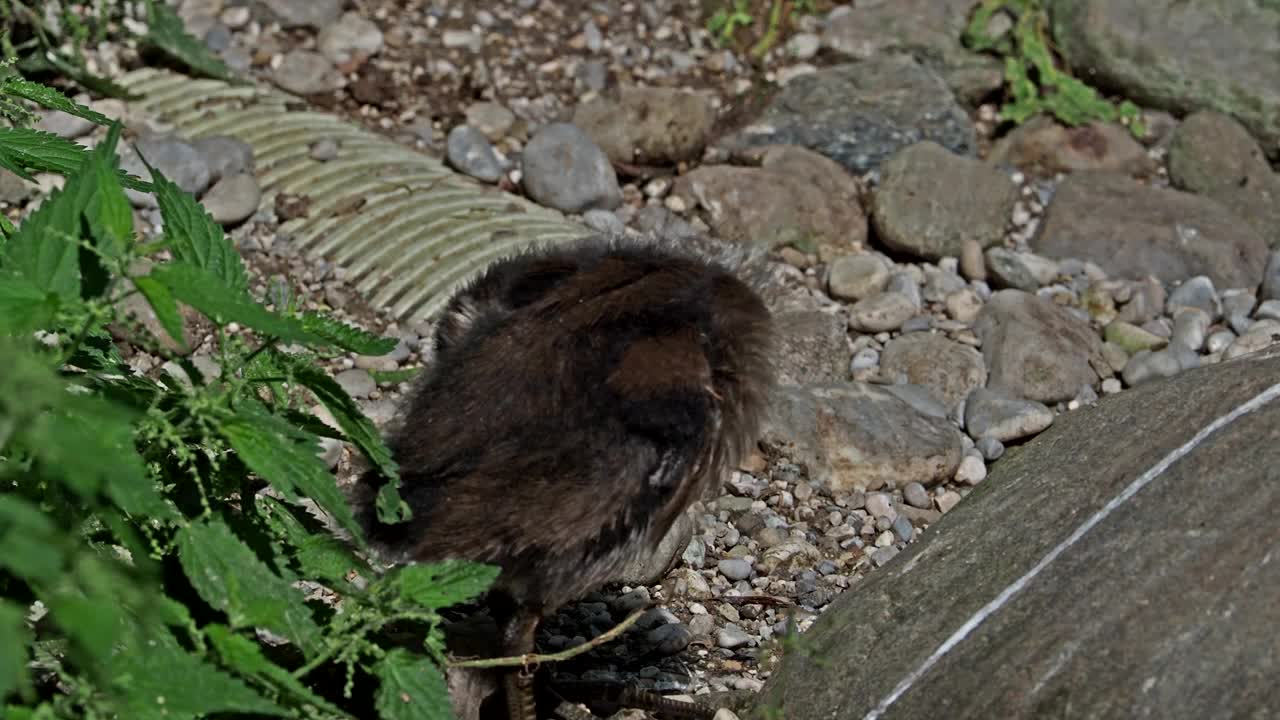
[446,125,505,183]
[903,482,931,509]
[272,50,346,95]
[122,135,213,207]
[190,135,255,182]
[717,558,753,581]
[827,254,890,301]
[892,515,914,543]
[335,369,376,399]
[647,623,693,655]
[1122,348,1183,386]
[976,435,1006,461]
[465,102,516,142]
[521,122,622,212]
[1167,276,1221,319]
[1170,307,1211,352]
[317,11,384,64]
[872,141,1019,261]
[199,173,261,226]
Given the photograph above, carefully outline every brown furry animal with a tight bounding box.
[354,233,775,718]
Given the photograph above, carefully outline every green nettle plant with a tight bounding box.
[963,0,1146,138]
[0,0,240,99]
[0,77,496,719]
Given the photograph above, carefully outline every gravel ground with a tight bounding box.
[10,1,1280,717]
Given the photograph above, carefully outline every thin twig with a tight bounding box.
[448,608,646,669]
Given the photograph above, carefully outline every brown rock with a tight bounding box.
[573,86,718,165]
[673,145,867,257]
[987,115,1153,176]
[1032,171,1268,288]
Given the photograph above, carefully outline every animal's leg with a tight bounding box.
[499,608,541,720]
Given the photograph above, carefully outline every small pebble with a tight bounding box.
[716,625,753,650]
[902,482,930,509]
[717,558,753,581]
[891,515,914,543]
[955,453,987,485]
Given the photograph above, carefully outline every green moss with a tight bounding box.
[963,0,1147,138]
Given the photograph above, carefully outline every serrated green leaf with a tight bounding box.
[148,262,330,345]
[177,518,323,655]
[112,624,286,719]
[259,496,369,585]
[146,164,248,292]
[206,624,350,717]
[0,128,149,190]
[374,649,453,720]
[143,0,240,83]
[222,403,364,545]
[131,276,187,351]
[0,496,62,585]
[83,122,133,258]
[278,351,399,482]
[45,592,123,665]
[0,275,59,335]
[389,561,498,612]
[0,344,167,518]
[0,601,31,703]
[17,48,143,102]
[1,77,111,127]
[299,312,399,355]
[3,154,87,301]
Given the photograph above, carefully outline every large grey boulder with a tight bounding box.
[1050,0,1280,157]
[752,345,1280,720]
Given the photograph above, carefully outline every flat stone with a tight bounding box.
[881,384,949,420]
[974,290,1111,403]
[819,0,1003,105]
[262,0,342,29]
[317,11,384,64]
[987,115,1152,177]
[963,387,1054,443]
[1166,276,1221,319]
[880,333,986,413]
[1031,171,1268,288]
[272,50,346,95]
[847,291,916,333]
[190,135,255,182]
[1051,0,1280,155]
[772,306,851,386]
[1122,348,1184,386]
[446,125,505,183]
[573,87,717,165]
[463,102,516,142]
[761,383,963,492]
[1168,110,1280,247]
[826,254,890,301]
[1104,320,1168,354]
[871,141,1019,261]
[755,344,1280,719]
[672,145,867,256]
[198,172,261,226]
[984,247,1043,292]
[717,56,975,175]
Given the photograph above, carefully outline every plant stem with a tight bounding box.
[448,608,646,669]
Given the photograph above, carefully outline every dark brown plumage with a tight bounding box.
[354,233,775,717]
